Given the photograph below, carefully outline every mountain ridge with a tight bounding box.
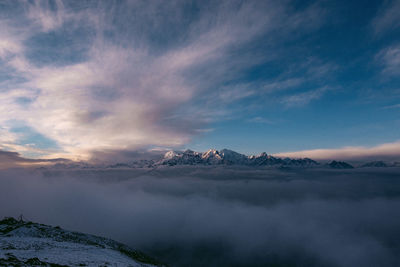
[0,217,164,267]
[39,148,400,170]
[159,148,319,167]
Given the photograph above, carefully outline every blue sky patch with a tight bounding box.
[8,121,60,152]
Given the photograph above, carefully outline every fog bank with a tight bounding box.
[1,167,400,266]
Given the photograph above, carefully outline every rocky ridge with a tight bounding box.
[0,217,163,267]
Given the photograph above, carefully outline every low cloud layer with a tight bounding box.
[275,140,400,161]
[1,166,399,266]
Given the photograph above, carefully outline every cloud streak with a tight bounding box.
[0,149,69,169]
[281,86,329,107]
[371,0,400,35]
[275,140,400,161]
[376,44,400,76]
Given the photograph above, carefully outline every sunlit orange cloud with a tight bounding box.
[274,141,400,161]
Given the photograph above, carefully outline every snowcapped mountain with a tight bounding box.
[248,152,285,166]
[219,149,249,164]
[201,149,223,164]
[163,150,181,159]
[159,149,203,166]
[0,217,163,267]
[160,149,319,167]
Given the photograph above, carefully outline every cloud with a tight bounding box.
[371,0,400,35]
[87,148,165,164]
[383,103,400,109]
[262,78,306,93]
[0,150,31,167]
[281,86,328,107]
[216,84,257,103]
[0,167,400,266]
[0,149,68,169]
[376,44,400,76]
[0,1,328,159]
[275,140,400,161]
[247,117,274,124]
[0,39,21,59]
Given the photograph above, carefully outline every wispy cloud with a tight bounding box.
[383,103,400,109]
[376,44,400,76]
[262,78,305,93]
[247,117,274,124]
[281,87,329,107]
[371,0,400,35]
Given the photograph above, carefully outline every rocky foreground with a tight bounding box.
[0,217,164,267]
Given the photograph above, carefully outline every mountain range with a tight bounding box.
[159,149,319,167]
[45,148,400,170]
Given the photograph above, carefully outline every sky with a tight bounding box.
[0,0,400,160]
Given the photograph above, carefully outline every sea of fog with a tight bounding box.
[1,166,400,267]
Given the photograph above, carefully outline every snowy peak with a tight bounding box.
[164,150,180,159]
[220,149,246,158]
[220,149,248,164]
[258,152,268,157]
[202,149,223,164]
[163,149,200,159]
[160,149,202,165]
[183,149,198,155]
[202,149,220,158]
[327,160,354,169]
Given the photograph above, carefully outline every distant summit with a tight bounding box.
[361,161,388,168]
[327,161,354,169]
